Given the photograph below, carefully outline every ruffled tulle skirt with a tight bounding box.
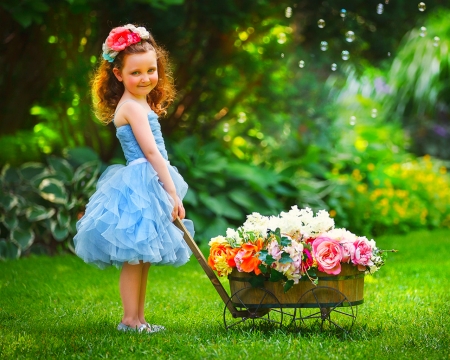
[74,159,194,269]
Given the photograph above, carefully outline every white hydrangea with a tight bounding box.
[226,228,243,245]
[208,235,228,246]
[268,206,334,239]
[301,209,334,238]
[242,212,269,237]
[326,228,357,242]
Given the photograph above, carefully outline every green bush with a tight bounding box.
[327,156,450,236]
[169,136,300,242]
[0,141,306,258]
[0,148,102,259]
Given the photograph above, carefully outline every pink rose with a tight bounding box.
[351,237,373,271]
[340,240,355,263]
[106,27,141,51]
[267,240,282,261]
[312,236,343,275]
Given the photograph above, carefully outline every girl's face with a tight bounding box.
[113,50,158,99]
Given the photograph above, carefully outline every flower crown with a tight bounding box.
[102,24,150,63]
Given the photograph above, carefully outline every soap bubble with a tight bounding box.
[387,52,391,56]
[331,63,337,71]
[318,19,326,28]
[340,9,347,19]
[377,3,384,14]
[341,50,350,60]
[350,116,356,125]
[299,60,305,68]
[320,41,329,51]
[285,7,292,18]
[371,109,378,118]
[433,36,440,47]
[418,2,426,11]
[345,31,355,42]
[419,26,427,37]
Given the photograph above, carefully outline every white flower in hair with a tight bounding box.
[124,24,150,39]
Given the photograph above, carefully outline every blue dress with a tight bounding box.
[74,109,193,269]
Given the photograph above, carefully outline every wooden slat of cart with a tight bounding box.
[173,217,241,316]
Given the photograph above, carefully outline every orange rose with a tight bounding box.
[208,243,228,270]
[235,238,264,275]
[226,247,240,267]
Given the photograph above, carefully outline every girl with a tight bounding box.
[74,24,194,334]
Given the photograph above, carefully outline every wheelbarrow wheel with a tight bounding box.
[295,286,356,332]
[223,286,283,331]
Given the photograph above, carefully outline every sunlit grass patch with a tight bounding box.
[0,230,449,359]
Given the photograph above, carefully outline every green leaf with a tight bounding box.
[11,226,35,250]
[29,170,52,188]
[66,238,76,254]
[3,214,18,230]
[65,197,77,211]
[197,192,228,217]
[279,252,293,264]
[0,193,18,211]
[215,195,243,220]
[69,216,78,234]
[197,192,243,220]
[274,228,282,242]
[264,254,276,266]
[65,147,100,167]
[257,249,269,262]
[47,156,74,182]
[269,269,285,282]
[50,220,69,241]
[283,280,294,293]
[57,209,70,226]
[280,236,291,247]
[1,165,20,184]
[226,163,279,187]
[38,178,68,204]
[229,188,258,209]
[0,239,21,260]
[195,216,228,243]
[258,263,268,274]
[72,161,100,193]
[248,275,265,288]
[19,162,47,181]
[25,205,55,222]
[183,189,198,206]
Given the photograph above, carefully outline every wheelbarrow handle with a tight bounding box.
[174,217,237,314]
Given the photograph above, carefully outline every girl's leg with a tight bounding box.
[138,262,151,324]
[120,262,144,329]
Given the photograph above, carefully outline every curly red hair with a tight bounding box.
[91,31,176,124]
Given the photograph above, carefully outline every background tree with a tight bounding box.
[1,0,450,257]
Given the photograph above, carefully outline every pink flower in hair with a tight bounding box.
[106,27,141,52]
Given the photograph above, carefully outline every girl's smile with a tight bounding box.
[113,51,159,99]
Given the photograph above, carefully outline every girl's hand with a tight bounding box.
[177,197,185,220]
[171,204,178,221]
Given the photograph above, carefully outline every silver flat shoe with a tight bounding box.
[145,324,166,333]
[117,322,147,333]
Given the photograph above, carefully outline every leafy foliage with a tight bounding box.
[1,1,450,254]
[169,136,299,242]
[0,148,101,260]
[384,9,450,158]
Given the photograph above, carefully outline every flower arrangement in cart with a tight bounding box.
[208,206,389,292]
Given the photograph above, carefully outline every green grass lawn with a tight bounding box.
[1,229,449,359]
